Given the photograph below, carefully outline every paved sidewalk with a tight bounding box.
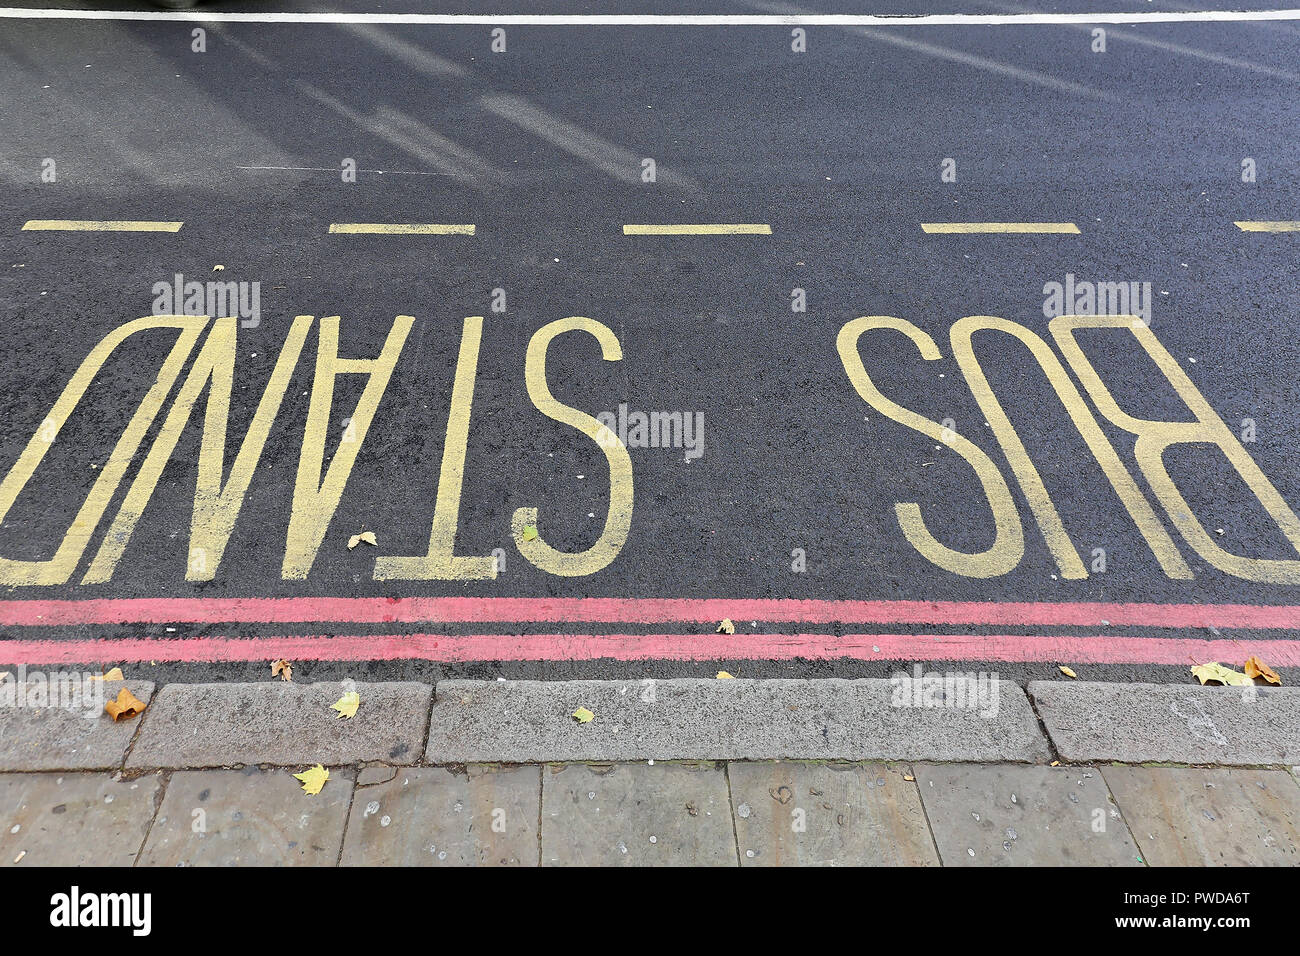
[0,678,1297,866]
[2,761,1299,866]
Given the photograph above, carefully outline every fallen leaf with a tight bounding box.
[1191,662,1253,687]
[1050,760,1060,767]
[212,264,225,271]
[572,706,594,723]
[293,764,329,795]
[715,670,735,679]
[903,774,915,782]
[347,530,377,550]
[717,618,736,635]
[104,687,146,721]
[521,524,538,542]
[271,659,293,682]
[1058,665,1077,679]
[332,691,360,719]
[1244,656,1282,685]
[90,667,124,682]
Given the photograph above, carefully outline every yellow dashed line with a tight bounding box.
[623,223,772,235]
[921,222,1080,234]
[1234,220,1300,232]
[22,220,183,232]
[328,223,475,235]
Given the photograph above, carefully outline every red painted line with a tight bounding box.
[1,632,1298,666]
[0,595,1298,630]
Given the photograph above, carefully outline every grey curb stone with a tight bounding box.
[1029,680,1300,765]
[127,682,431,769]
[427,678,1050,763]
[0,680,155,771]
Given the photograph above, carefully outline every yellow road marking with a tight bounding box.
[329,223,475,234]
[22,220,182,232]
[1234,220,1300,232]
[623,223,772,235]
[921,222,1080,234]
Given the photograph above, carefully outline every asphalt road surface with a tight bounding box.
[0,0,1298,682]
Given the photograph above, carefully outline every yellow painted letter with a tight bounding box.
[0,316,206,586]
[513,316,633,576]
[374,316,497,580]
[837,316,1023,578]
[283,315,413,579]
[1052,314,1300,583]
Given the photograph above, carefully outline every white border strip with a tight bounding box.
[3,8,1300,25]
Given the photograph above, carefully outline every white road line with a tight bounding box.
[2,8,1300,25]
[237,165,447,176]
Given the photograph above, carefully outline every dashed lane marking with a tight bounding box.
[921,222,1080,234]
[328,223,476,234]
[21,220,183,232]
[1235,220,1300,232]
[623,223,772,235]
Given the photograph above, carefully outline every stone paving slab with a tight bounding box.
[0,680,154,771]
[1102,767,1300,866]
[728,761,939,866]
[127,682,431,769]
[0,771,163,866]
[541,762,736,866]
[1029,681,1300,765]
[915,764,1144,866]
[429,679,1049,763]
[139,767,354,866]
[341,765,539,866]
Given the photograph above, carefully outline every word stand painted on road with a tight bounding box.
[0,314,632,586]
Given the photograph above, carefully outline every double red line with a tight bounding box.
[0,596,1296,665]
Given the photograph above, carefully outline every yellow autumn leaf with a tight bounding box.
[572,706,594,723]
[717,618,736,635]
[716,671,735,679]
[1190,662,1253,687]
[1058,666,1077,679]
[1244,656,1282,686]
[521,525,538,542]
[104,687,146,721]
[294,764,329,795]
[90,667,125,681]
[271,659,293,682]
[347,531,377,550]
[332,691,360,719]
